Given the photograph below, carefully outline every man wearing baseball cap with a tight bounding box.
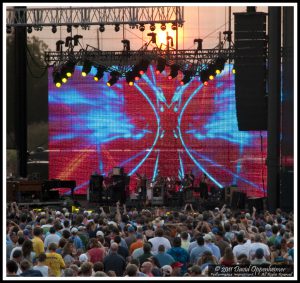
[171,262,183,276]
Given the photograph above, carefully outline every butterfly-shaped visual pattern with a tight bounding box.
[49,64,267,197]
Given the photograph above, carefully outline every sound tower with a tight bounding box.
[234,11,268,130]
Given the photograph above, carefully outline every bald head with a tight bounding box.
[110,242,119,252]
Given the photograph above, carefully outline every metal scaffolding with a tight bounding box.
[45,46,234,76]
[6,6,184,28]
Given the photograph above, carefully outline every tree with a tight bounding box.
[6,34,50,149]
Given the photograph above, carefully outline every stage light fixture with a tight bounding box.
[160,23,166,31]
[106,71,120,87]
[27,26,33,33]
[168,64,180,79]
[138,59,150,75]
[150,23,156,31]
[94,66,106,81]
[56,40,65,52]
[214,56,226,75]
[139,24,145,32]
[67,25,72,33]
[53,71,62,88]
[73,35,83,46]
[232,68,236,74]
[114,24,120,32]
[125,71,135,86]
[156,57,166,74]
[200,69,209,85]
[65,61,76,77]
[171,23,177,30]
[99,24,105,32]
[180,71,192,85]
[81,60,92,77]
[52,25,57,33]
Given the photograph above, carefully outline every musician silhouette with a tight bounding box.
[199,173,209,200]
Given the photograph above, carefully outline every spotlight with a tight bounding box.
[64,61,76,77]
[132,65,141,81]
[214,56,226,75]
[73,35,83,46]
[180,70,192,85]
[56,40,65,52]
[53,71,62,88]
[27,26,33,33]
[150,23,156,31]
[156,57,166,74]
[232,68,236,74]
[99,24,105,32]
[52,25,57,33]
[139,24,145,32]
[200,69,209,85]
[171,23,177,30]
[65,36,73,47]
[114,24,120,32]
[125,71,135,86]
[81,60,92,77]
[67,25,72,33]
[160,23,166,31]
[94,66,106,81]
[137,59,150,75]
[106,71,120,87]
[168,64,180,79]
[207,64,216,80]
[6,26,12,34]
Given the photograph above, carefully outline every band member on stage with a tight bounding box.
[136,173,147,205]
[199,173,209,200]
[182,174,193,191]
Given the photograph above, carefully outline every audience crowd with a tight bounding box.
[6,201,294,277]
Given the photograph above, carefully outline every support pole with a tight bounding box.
[267,7,281,211]
[14,6,27,177]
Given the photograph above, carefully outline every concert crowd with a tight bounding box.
[6,195,294,277]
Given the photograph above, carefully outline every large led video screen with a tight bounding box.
[49,64,267,197]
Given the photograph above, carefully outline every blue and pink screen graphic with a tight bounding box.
[49,64,267,197]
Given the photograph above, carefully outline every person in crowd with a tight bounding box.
[138,242,154,265]
[61,240,76,267]
[167,237,189,275]
[249,234,271,260]
[148,228,171,255]
[86,238,105,263]
[45,242,66,276]
[32,227,45,258]
[232,232,251,259]
[203,233,221,261]
[154,244,175,267]
[33,253,49,276]
[6,260,19,277]
[251,248,271,265]
[190,236,212,264]
[140,261,154,277]
[125,263,138,277]
[219,246,237,266]
[103,242,126,276]
[44,226,61,251]
[19,259,43,277]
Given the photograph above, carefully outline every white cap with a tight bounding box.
[79,253,88,263]
[55,211,61,216]
[40,212,46,216]
[203,234,212,241]
[96,231,104,237]
[71,227,78,234]
[161,265,173,276]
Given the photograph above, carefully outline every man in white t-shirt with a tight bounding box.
[232,232,251,259]
[148,228,171,255]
